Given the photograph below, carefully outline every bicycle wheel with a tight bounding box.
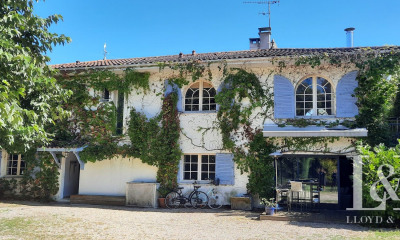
[208,192,223,209]
[165,191,180,209]
[190,191,209,209]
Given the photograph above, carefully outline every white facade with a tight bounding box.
[0,56,363,205]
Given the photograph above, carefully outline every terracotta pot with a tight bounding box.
[158,198,166,208]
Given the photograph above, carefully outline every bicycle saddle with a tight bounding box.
[176,187,184,190]
[194,186,201,189]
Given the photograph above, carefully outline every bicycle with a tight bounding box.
[206,178,223,209]
[165,182,209,209]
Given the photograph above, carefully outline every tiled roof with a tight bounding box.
[52,46,400,70]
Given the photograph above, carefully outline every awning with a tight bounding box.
[263,125,368,137]
[37,146,86,170]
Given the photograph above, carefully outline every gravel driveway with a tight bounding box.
[0,201,396,240]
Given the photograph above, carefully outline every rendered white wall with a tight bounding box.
[79,157,157,196]
[69,60,360,203]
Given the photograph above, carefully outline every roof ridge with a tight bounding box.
[51,46,400,70]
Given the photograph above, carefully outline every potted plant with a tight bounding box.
[157,186,170,208]
[261,198,277,215]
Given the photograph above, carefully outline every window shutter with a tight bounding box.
[336,71,358,117]
[164,80,183,112]
[215,153,234,185]
[177,161,182,183]
[274,75,295,119]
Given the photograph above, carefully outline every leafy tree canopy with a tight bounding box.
[0,0,71,152]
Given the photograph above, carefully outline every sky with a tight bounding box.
[34,0,400,65]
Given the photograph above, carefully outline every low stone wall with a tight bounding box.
[126,182,159,208]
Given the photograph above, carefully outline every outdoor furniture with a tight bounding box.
[289,181,308,211]
[276,188,289,211]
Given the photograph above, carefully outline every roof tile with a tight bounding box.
[52,46,400,70]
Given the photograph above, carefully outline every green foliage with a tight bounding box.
[354,50,400,147]
[358,142,400,227]
[215,69,276,197]
[51,68,151,162]
[127,92,181,191]
[0,0,71,152]
[0,178,17,198]
[292,47,400,147]
[244,133,276,200]
[158,60,209,88]
[215,68,273,149]
[18,151,59,201]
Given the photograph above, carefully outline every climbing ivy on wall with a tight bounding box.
[127,92,181,191]
[52,68,151,163]
[214,68,277,199]
[292,47,400,147]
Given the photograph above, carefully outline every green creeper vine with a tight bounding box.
[215,68,276,199]
[53,68,151,163]
[127,91,181,194]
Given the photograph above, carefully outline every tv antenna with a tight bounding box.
[103,42,108,60]
[244,1,280,28]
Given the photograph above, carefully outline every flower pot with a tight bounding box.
[158,198,166,208]
[265,207,275,216]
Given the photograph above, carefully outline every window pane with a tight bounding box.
[203,105,209,111]
[305,87,313,94]
[296,85,306,93]
[203,98,210,104]
[305,95,313,101]
[209,155,215,163]
[202,164,208,171]
[210,104,216,110]
[296,109,304,116]
[209,164,215,171]
[201,173,208,180]
[184,172,190,180]
[209,173,216,180]
[305,102,313,108]
[209,88,216,96]
[191,172,198,180]
[296,95,304,101]
[203,89,210,98]
[192,164,198,171]
[192,105,199,111]
[317,86,325,94]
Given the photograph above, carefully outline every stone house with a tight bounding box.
[1,27,388,208]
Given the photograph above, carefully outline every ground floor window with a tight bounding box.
[7,154,25,176]
[183,154,215,181]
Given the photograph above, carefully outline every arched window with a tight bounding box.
[185,81,216,111]
[296,77,333,116]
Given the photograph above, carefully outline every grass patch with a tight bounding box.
[373,230,400,239]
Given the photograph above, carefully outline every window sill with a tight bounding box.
[179,180,214,185]
[2,175,23,179]
[180,111,217,114]
[295,115,336,119]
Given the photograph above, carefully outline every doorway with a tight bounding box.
[277,155,342,209]
[63,152,80,198]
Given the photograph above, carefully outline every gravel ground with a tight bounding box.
[0,201,397,240]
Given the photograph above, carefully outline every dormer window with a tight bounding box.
[184,81,216,111]
[296,77,333,116]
